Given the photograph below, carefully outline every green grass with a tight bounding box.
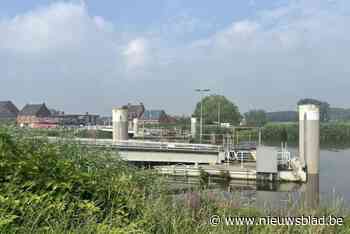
[0,126,350,233]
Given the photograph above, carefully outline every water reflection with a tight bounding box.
[302,174,319,209]
[166,147,350,210]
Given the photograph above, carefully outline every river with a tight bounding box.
[166,145,350,210]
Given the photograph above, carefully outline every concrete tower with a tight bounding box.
[299,104,320,174]
[112,107,128,142]
[191,117,197,139]
[133,118,139,137]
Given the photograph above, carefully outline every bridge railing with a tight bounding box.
[48,137,221,152]
[277,150,291,168]
[114,140,221,152]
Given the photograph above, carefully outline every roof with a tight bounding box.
[141,110,166,120]
[19,103,51,117]
[123,103,145,120]
[0,101,19,118]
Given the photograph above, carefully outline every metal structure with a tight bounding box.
[195,88,210,143]
[256,146,278,174]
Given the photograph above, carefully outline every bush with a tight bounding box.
[0,128,159,233]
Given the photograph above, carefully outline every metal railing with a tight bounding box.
[47,137,221,153]
[231,150,251,161]
[277,150,291,167]
[114,140,221,152]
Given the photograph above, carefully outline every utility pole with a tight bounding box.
[218,102,221,127]
[195,89,210,144]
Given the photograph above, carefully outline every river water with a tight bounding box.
[317,147,350,203]
[167,146,350,209]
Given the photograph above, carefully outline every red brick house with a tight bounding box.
[17,103,58,128]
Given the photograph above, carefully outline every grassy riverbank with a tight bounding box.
[0,127,350,233]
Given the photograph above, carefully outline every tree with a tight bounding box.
[244,110,267,127]
[193,95,241,125]
[297,98,330,122]
[266,111,298,122]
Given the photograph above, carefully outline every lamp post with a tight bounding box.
[195,89,210,144]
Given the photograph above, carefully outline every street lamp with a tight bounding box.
[195,88,210,143]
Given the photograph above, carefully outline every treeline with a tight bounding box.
[266,108,350,123]
[329,108,350,121]
[261,122,350,144]
[266,111,297,122]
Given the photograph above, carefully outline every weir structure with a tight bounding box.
[190,117,197,139]
[47,105,320,184]
[298,104,320,207]
[133,118,139,137]
[112,107,129,142]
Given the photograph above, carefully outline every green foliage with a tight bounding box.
[262,123,299,143]
[1,127,350,233]
[0,128,160,233]
[330,108,350,121]
[199,168,209,188]
[76,129,112,139]
[244,110,267,127]
[266,111,298,122]
[193,95,241,125]
[262,122,350,145]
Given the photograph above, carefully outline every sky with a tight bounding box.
[1,0,349,116]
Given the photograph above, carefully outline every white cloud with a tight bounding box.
[1,0,350,114]
[231,21,259,35]
[0,2,89,52]
[123,38,148,69]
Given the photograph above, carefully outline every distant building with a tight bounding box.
[97,116,112,126]
[0,101,19,123]
[17,103,57,128]
[140,110,173,124]
[123,102,145,129]
[123,103,145,121]
[54,112,99,126]
[50,109,65,116]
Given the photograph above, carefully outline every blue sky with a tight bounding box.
[1,0,349,115]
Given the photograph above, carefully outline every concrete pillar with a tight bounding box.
[299,104,320,174]
[191,117,197,139]
[133,118,138,137]
[112,107,128,142]
[210,133,216,144]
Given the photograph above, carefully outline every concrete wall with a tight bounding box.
[256,146,278,173]
[133,118,139,136]
[118,150,220,164]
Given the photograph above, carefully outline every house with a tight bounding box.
[123,103,145,129]
[54,112,99,126]
[140,110,173,124]
[17,103,57,128]
[0,101,19,123]
[123,103,145,121]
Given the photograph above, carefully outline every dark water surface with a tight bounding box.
[319,148,350,204]
[167,146,350,209]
